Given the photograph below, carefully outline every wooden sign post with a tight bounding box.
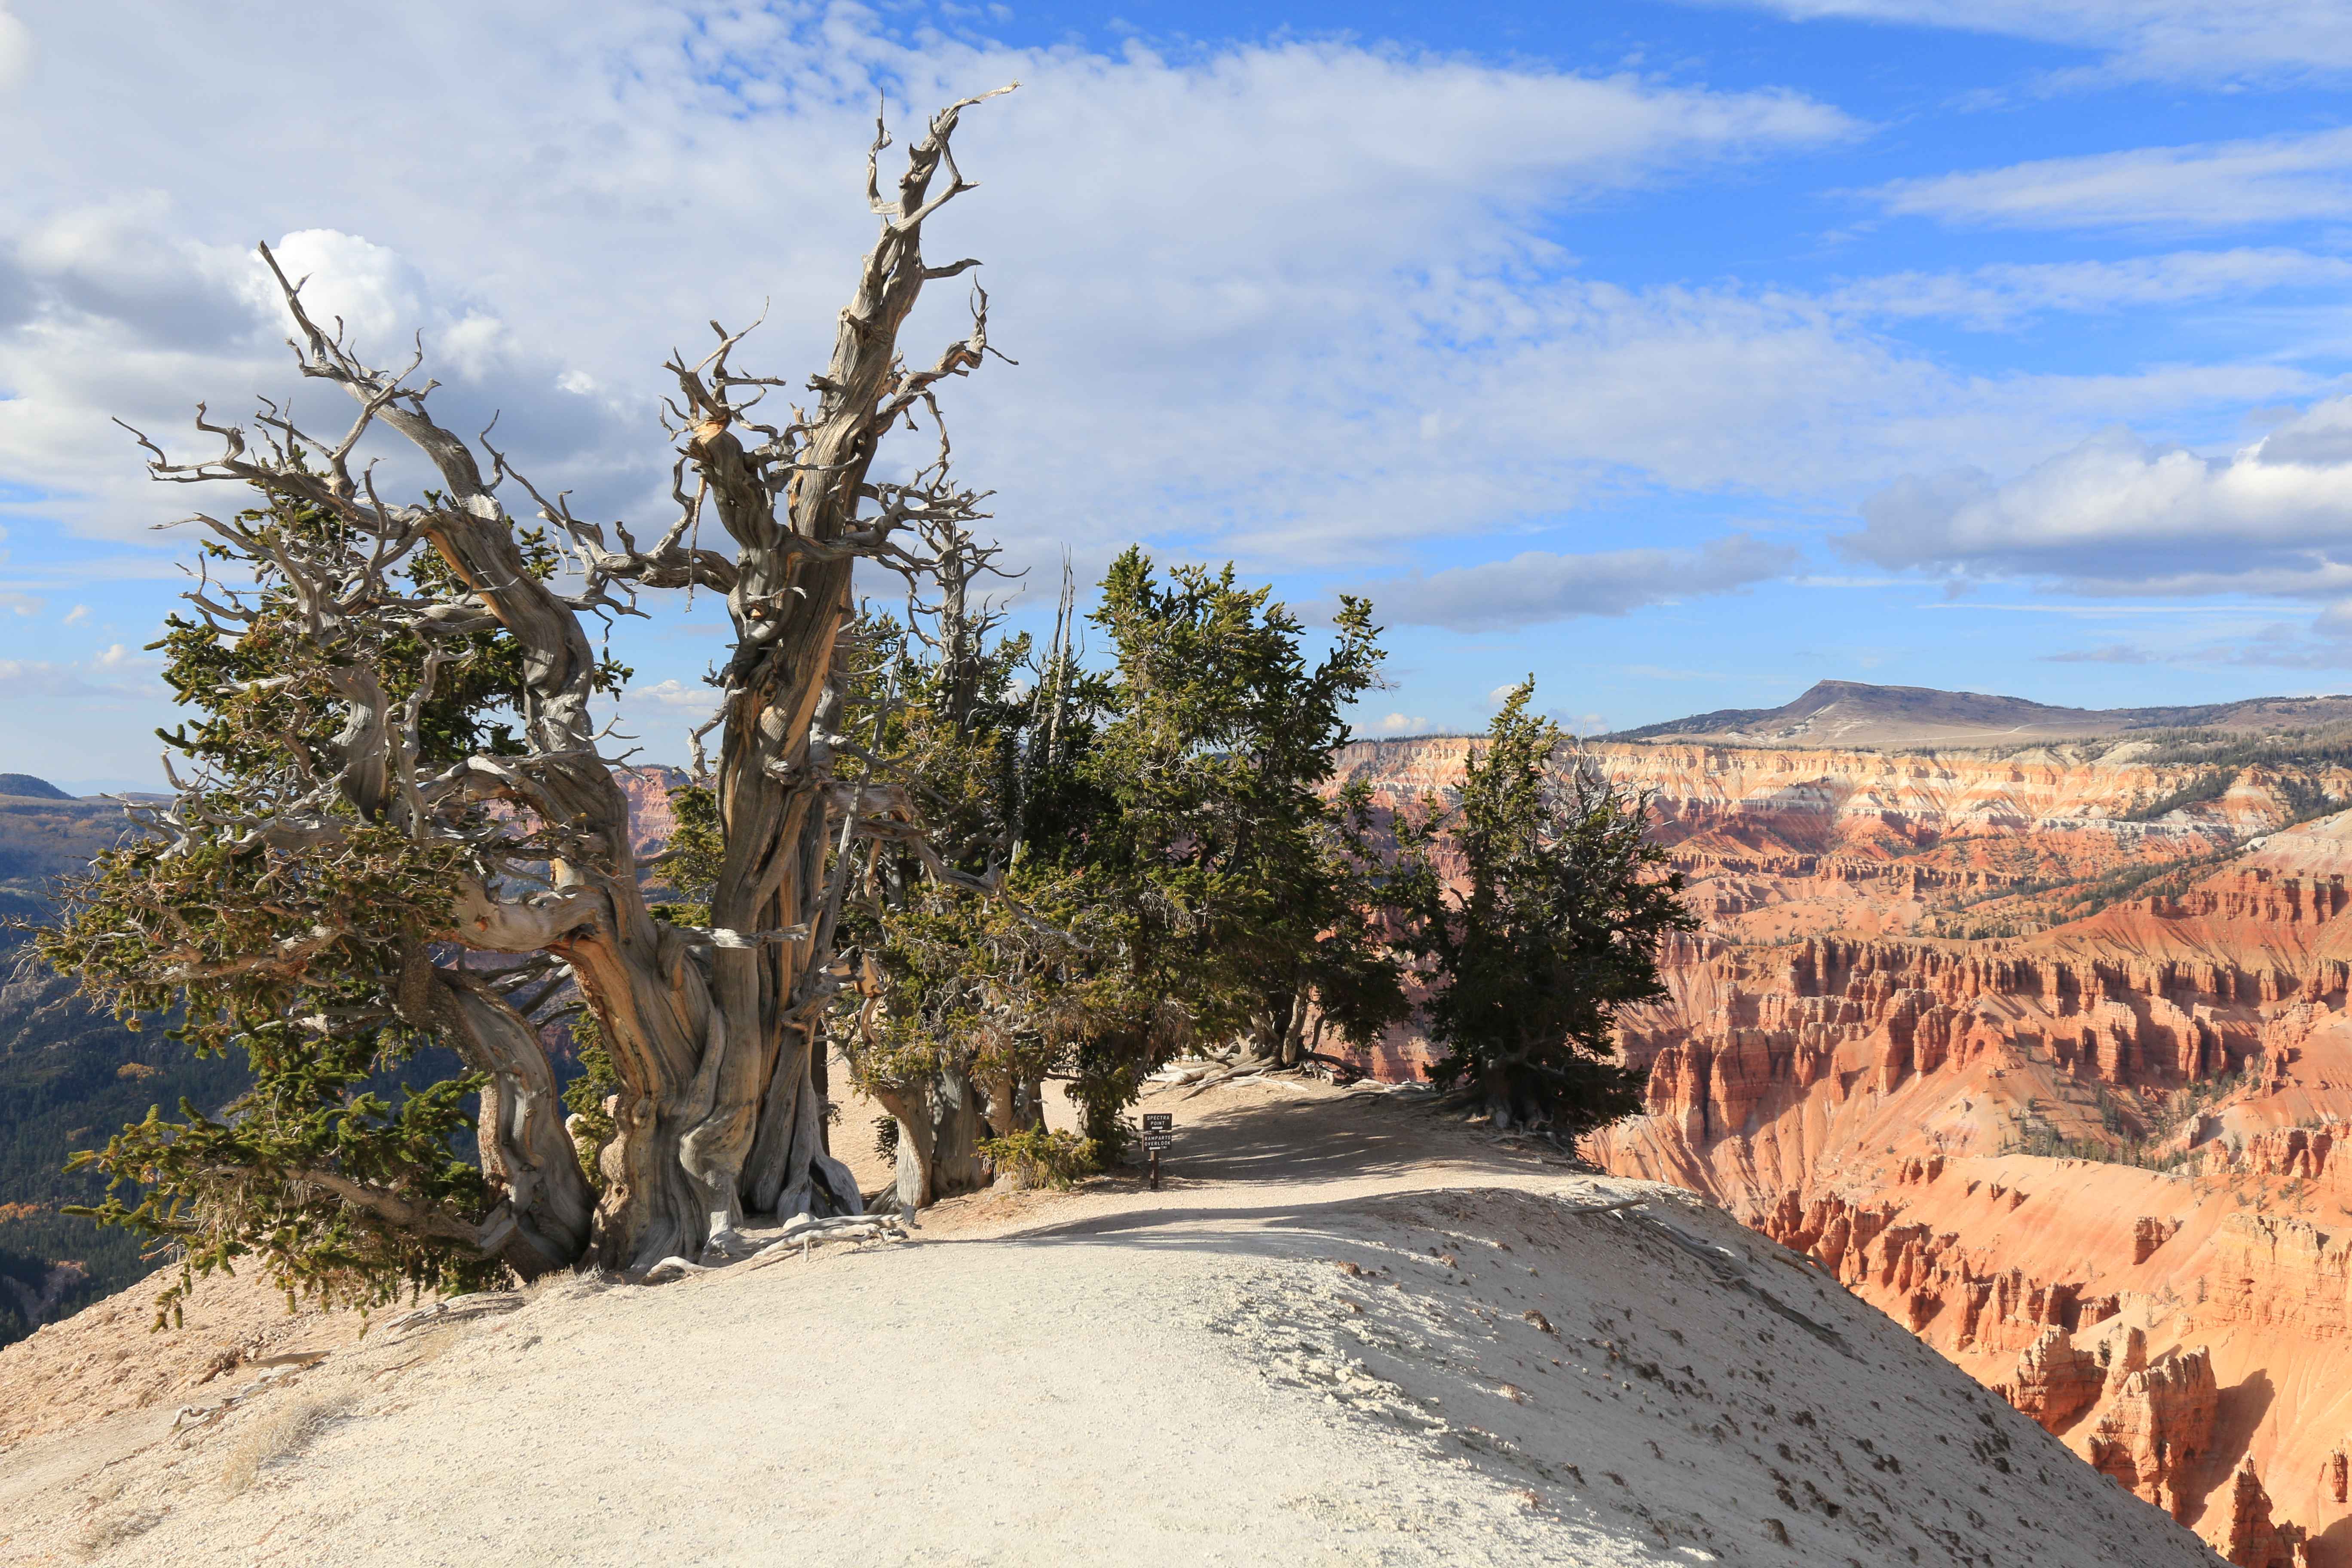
[1141,1113,1174,1191]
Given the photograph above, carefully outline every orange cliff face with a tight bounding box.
[1331,733,2352,1563]
[614,764,689,862]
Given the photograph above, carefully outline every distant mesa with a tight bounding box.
[1610,679,2352,751]
[0,774,74,801]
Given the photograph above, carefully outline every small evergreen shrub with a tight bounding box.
[978,1128,1099,1190]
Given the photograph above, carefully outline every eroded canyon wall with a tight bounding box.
[1334,732,2352,1565]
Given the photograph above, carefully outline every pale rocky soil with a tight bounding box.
[0,1076,2224,1567]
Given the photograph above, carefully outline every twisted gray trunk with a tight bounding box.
[600,91,1004,1263]
[878,1069,990,1211]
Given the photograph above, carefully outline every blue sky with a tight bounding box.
[3,0,2352,786]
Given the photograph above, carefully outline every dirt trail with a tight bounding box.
[0,1077,2224,1567]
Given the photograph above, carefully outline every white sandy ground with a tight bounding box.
[0,1077,2226,1568]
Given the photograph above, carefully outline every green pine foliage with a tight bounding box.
[834,605,1106,1153]
[65,1022,502,1326]
[838,550,1406,1164]
[32,484,588,1322]
[0,985,244,1344]
[18,485,1694,1317]
[648,783,725,928]
[1391,680,1695,1134]
[1048,551,1404,1142]
[974,1127,1099,1189]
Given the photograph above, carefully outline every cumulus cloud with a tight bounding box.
[1873,127,2352,231]
[1846,398,2352,659]
[1842,398,2352,594]
[11,0,2351,772]
[1361,533,1798,632]
[1375,712,1431,734]
[1695,0,2352,85]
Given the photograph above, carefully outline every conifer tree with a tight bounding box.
[1391,680,1694,1134]
[1050,549,1403,1145]
[37,91,1020,1308]
[838,548,1406,1191]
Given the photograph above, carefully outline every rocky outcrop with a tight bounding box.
[1997,1326,2105,1431]
[2222,1457,2307,1568]
[2101,1325,2149,1378]
[613,764,689,860]
[2133,1216,2181,1264]
[2089,1348,2219,1519]
[2208,1214,2352,1337]
[1753,1185,2100,1363]
[2222,1124,2339,1182]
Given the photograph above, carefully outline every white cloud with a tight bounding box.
[0,0,2337,712]
[1831,248,2352,328]
[0,5,30,96]
[1,0,2343,756]
[0,649,155,701]
[2040,616,2352,669]
[2042,643,2159,664]
[0,8,1869,570]
[254,229,428,355]
[1873,128,2352,231]
[630,678,716,710]
[1361,534,1799,632]
[7,0,2294,595]
[1842,400,2352,646]
[1375,712,1430,734]
[1694,0,2352,85]
[60,603,85,623]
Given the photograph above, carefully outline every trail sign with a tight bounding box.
[1141,1113,1173,1190]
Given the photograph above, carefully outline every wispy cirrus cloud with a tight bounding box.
[1871,127,2352,231]
[2041,643,2160,664]
[1830,248,2352,328]
[1691,0,2352,86]
[0,646,158,702]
